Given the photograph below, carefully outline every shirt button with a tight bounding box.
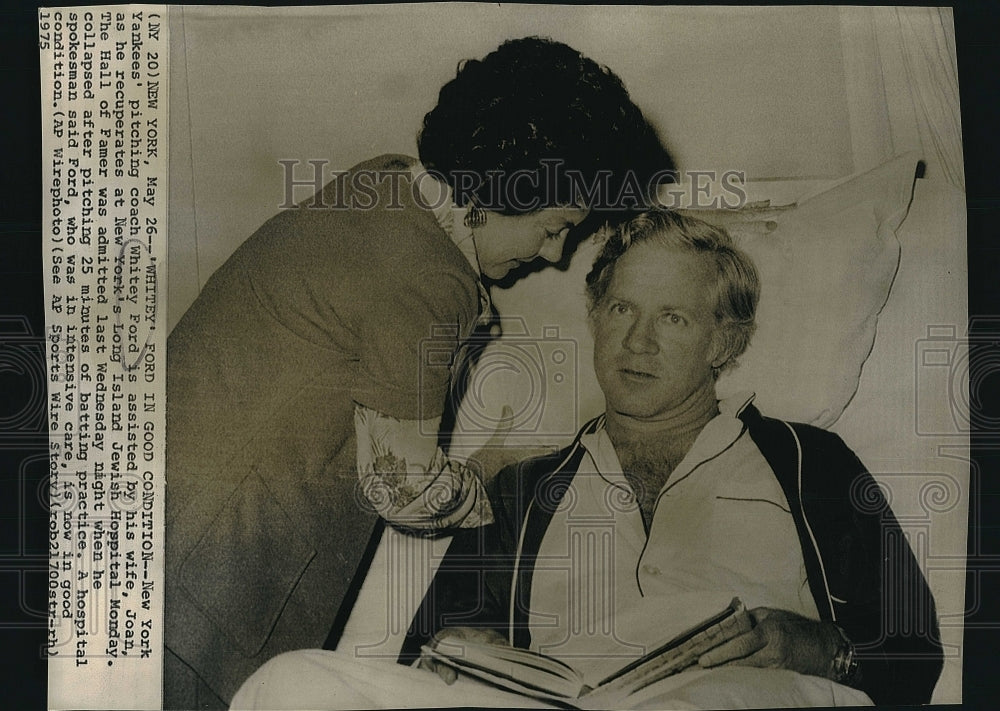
[642,564,661,576]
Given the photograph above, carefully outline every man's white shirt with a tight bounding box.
[529,393,821,684]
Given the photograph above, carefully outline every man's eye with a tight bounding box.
[663,313,685,326]
[610,302,630,315]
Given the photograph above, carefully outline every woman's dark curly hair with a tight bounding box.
[418,37,675,217]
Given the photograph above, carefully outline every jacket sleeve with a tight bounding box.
[801,427,944,705]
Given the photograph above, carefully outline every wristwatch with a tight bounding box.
[830,625,860,685]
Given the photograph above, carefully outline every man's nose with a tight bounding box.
[537,230,568,263]
[623,318,658,354]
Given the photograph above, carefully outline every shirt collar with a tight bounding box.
[580,391,757,488]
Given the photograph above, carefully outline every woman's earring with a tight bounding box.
[463,203,488,230]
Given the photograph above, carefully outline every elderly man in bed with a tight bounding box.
[399,208,944,708]
[232,209,942,709]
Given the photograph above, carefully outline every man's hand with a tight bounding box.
[697,607,841,679]
[417,627,509,685]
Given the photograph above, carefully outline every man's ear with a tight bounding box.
[708,326,734,374]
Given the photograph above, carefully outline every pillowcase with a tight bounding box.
[715,152,920,427]
[447,153,920,454]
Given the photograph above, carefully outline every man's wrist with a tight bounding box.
[829,625,860,686]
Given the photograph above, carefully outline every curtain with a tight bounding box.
[840,7,965,190]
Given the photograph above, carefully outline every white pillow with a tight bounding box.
[447,153,920,453]
[716,152,920,426]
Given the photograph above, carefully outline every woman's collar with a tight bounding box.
[409,162,481,278]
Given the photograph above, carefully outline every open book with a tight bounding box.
[421,597,751,705]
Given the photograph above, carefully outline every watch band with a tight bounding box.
[830,624,860,685]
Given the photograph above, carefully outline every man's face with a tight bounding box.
[591,241,722,421]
